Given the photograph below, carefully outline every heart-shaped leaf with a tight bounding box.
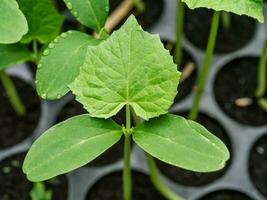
[0,44,32,70]
[17,0,64,44]
[36,31,100,100]
[63,0,109,32]
[0,0,28,44]
[23,114,122,181]
[70,16,180,120]
[133,114,230,172]
[182,0,264,22]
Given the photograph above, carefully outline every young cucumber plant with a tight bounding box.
[30,182,52,200]
[33,1,184,199]
[175,0,264,121]
[0,0,64,116]
[24,16,230,200]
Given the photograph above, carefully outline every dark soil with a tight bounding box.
[214,57,267,126]
[184,7,255,53]
[249,134,267,197]
[57,100,87,122]
[0,153,68,200]
[57,100,124,167]
[86,171,165,200]
[163,41,197,103]
[110,0,164,30]
[0,77,40,150]
[156,112,231,186]
[199,190,252,200]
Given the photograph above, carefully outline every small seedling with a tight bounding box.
[23,15,229,200]
[30,182,52,200]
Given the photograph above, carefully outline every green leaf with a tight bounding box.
[0,44,32,70]
[70,16,180,120]
[17,0,64,44]
[36,31,100,100]
[63,0,109,32]
[133,114,230,172]
[0,0,28,44]
[182,0,264,22]
[23,114,122,181]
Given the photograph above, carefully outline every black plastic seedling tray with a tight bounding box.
[1,0,267,199]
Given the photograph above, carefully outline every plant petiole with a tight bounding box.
[32,39,38,63]
[0,70,26,116]
[174,0,185,67]
[256,38,267,98]
[188,11,220,121]
[221,11,231,30]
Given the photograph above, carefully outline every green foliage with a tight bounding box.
[17,0,64,44]
[23,114,122,181]
[63,0,109,32]
[24,15,229,190]
[70,16,180,120]
[181,0,264,22]
[0,0,28,44]
[36,31,100,99]
[133,114,229,172]
[30,182,52,200]
[0,44,32,70]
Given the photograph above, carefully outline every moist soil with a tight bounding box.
[163,41,197,103]
[86,171,165,200]
[199,190,252,200]
[0,77,40,150]
[249,134,267,198]
[214,57,267,126]
[110,0,164,30]
[184,7,255,53]
[57,100,124,167]
[156,112,231,186]
[0,153,68,200]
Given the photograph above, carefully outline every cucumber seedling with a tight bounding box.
[30,182,52,200]
[23,15,229,200]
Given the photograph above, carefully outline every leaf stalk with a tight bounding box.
[188,11,220,120]
[174,0,184,67]
[0,70,26,116]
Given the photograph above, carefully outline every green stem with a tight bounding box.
[188,11,220,121]
[256,38,267,98]
[130,108,184,200]
[33,39,38,63]
[221,11,230,30]
[0,70,26,116]
[174,0,184,67]
[147,154,183,200]
[123,104,132,200]
[133,0,145,13]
